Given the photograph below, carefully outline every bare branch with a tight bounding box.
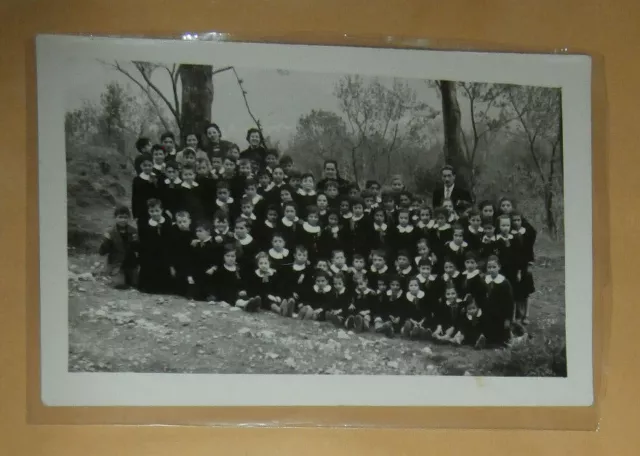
[130,62,181,127]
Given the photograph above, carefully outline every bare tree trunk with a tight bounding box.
[179,65,213,143]
[439,80,472,189]
[544,185,556,237]
[351,147,360,184]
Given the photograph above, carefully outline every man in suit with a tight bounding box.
[432,165,474,209]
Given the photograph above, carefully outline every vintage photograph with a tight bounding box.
[38,36,593,406]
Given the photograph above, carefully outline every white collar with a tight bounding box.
[153,163,165,171]
[446,298,464,307]
[292,263,307,271]
[485,274,506,284]
[415,256,433,266]
[468,225,484,234]
[269,248,289,259]
[335,286,347,295]
[313,284,332,293]
[397,225,414,233]
[235,234,253,245]
[212,168,224,177]
[443,271,460,280]
[139,172,152,181]
[223,264,237,272]
[352,214,364,222]
[181,181,199,189]
[250,194,263,205]
[215,227,229,236]
[386,290,403,299]
[330,264,349,274]
[255,268,276,278]
[376,196,382,203]
[398,265,413,275]
[416,274,427,283]
[497,234,514,240]
[164,177,182,185]
[297,188,316,196]
[482,235,496,242]
[341,212,353,220]
[370,265,388,274]
[448,213,459,223]
[406,290,425,302]
[437,223,451,231]
[197,236,212,245]
[512,227,526,235]
[148,217,165,227]
[273,181,286,188]
[356,288,372,296]
[216,197,233,206]
[448,241,468,251]
[468,309,483,320]
[329,225,340,233]
[262,182,275,192]
[241,213,257,221]
[462,269,480,279]
[281,217,299,227]
[302,222,321,233]
[417,220,435,229]
[373,223,387,232]
[264,220,275,229]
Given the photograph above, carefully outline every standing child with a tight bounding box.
[316,193,330,226]
[323,180,341,209]
[209,154,225,181]
[177,164,205,222]
[511,211,536,324]
[180,147,198,170]
[365,180,383,207]
[151,144,167,178]
[168,211,195,297]
[211,245,261,312]
[131,155,161,230]
[441,198,459,224]
[230,159,253,201]
[390,208,417,258]
[243,179,266,219]
[279,155,295,178]
[160,161,182,219]
[478,200,497,226]
[238,197,258,229]
[279,201,301,249]
[349,197,373,258]
[484,255,515,346]
[381,191,398,227]
[298,205,322,261]
[362,190,377,215]
[195,158,216,218]
[464,210,484,255]
[430,207,453,271]
[133,137,152,174]
[160,131,178,163]
[222,156,237,179]
[187,221,218,301]
[265,166,288,205]
[137,198,172,294]
[296,173,317,219]
[480,219,499,269]
[338,197,353,225]
[255,205,279,250]
[390,174,406,193]
[99,206,139,290]
[319,210,346,260]
[461,252,487,310]
[397,190,413,212]
[494,214,518,291]
[267,233,292,271]
[287,170,302,193]
[444,224,470,272]
[214,180,235,220]
[395,250,415,285]
[415,206,435,239]
[370,207,389,252]
[264,149,279,176]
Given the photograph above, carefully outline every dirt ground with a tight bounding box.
[68,239,566,376]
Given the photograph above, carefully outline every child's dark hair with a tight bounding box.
[399,190,412,200]
[266,204,280,215]
[482,218,496,228]
[114,205,131,218]
[456,199,473,212]
[229,143,240,152]
[350,196,365,208]
[240,197,254,207]
[443,256,457,267]
[324,179,339,190]
[282,201,298,212]
[183,131,200,144]
[339,197,351,208]
[175,210,190,219]
[237,158,251,168]
[326,208,340,220]
[244,178,258,189]
[361,190,375,200]
[210,153,223,163]
[287,169,302,180]
[216,180,230,191]
[365,180,380,189]
[255,251,269,265]
[223,243,237,255]
[372,206,385,217]
[397,207,411,217]
[376,275,389,286]
[478,199,495,211]
[434,207,448,218]
[234,217,249,228]
[314,270,330,281]
[387,274,402,286]
[371,249,386,260]
[417,258,432,268]
[151,144,165,154]
[195,220,212,232]
[352,253,365,263]
[245,127,263,143]
[332,272,346,283]
[397,249,410,260]
[272,166,285,175]
[135,137,151,153]
[279,154,293,166]
[486,254,501,266]
[138,154,153,165]
[306,205,319,216]
[160,131,175,142]
[468,209,481,219]
[381,191,396,202]
[510,210,523,220]
[258,170,272,179]
[213,210,228,223]
[452,223,465,234]
[147,198,162,209]
[331,249,345,259]
[265,148,279,160]
[295,245,308,255]
[464,251,478,261]
[182,148,196,158]
[271,232,285,242]
[165,160,179,171]
[301,172,315,181]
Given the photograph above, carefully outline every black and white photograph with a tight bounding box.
[38,35,593,407]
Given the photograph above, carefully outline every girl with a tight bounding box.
[131,156,161,229]
[442,198,459,224]
[281,246,313,317]
[440,258,464,297]
[434,285,465,342]
[397,190,413,211]
[137,198,172,294]
[255,205,279,251]
[391,208,417,258]
[265,166,288,205]
[268,232,292,271]
[296,172,317,219]
[384,275,415,334]
[316,193,330,226]
[279,201,301,249]
[372,276,395,337]
[325,273,352,327]
[212,245,261,312]
[319,210,347,260]
[298,270,333,321]
[187,221,218,301]
[160,132,178,164]
[371,207,389,251]
[464,210,484,255]
[511,211,536,324]
[243,178,266,220]
[232,218,259,276]
[431,207,453,270]
[168,210,194,297]
[298,206,322,261]
[402,277,433,340]
[479,219,498,268]
[381,191,398,226]
[444,224,470,272]
[461,252,487,310]
[415,206,435,239]
[250,252,282,312]
[159,161,181,219]
[177,164,205,223]
[338,197,353,224]
[478,200,497,225]
[415,237,438,270]
[450,295,488,348]
[348,274,375,333]
[323,180,341,209]
[484,255,515,346]
[349,197,373,258]
[494,214,518,289]
[395,250,415,284]
[264,149,279,176]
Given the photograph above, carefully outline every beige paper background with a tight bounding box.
[0,0,629,453]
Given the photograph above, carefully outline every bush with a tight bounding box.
[481,336,567,377]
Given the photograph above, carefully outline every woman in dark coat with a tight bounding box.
[202,123,234,161]
[316,160,351,195]
[239,127,268,168]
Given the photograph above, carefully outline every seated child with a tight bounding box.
[280,246,313,317]
[137,198,172,294]
[99,205,139,290]
[211,245,261,312]
[346,274,376,333]
[401,276,433,340]
[298,270,333,321]
[433,285,465,342]
[187,221,218,301]
[370,207,389,251]
[415,259,438,294]
[325,273,353,327]
[450,295,488,348]
[372,276,395,337]
[268,232,292,271]
[249,252,282,312]
[349,254,367,284]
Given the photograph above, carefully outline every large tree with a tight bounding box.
[438,80,472,189]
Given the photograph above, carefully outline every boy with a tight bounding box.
[99,206,139,290]
[464,210,484,255]
[264,149,279,175]
[160,161,182,218]
[281,246,314,316]
[137,198,172,294]
[367,249,389,290]
[210,154,225,180]
[178,164,205,222]
[160,131,178,163]
[151,144,167,178]
[349,197,373,257]
[214,180,235,220]
[323,180,341,209]
[279,154,294,177]
[325,272,352,327]
[431,207,453,270]
[395,250,415,284]
[188,221,218,301]
[319,209,346,260]
[381,191,398,226]
[257,171,274,196]
[296,172,317,218]
[365,180,383,206]
[268,232,291,271]
[279,201,300,249]
[348,274,376,332]
[133,137,152,174]
[238,197,258,228]
[298,270,333,321]
[287,169,302,193]
[255,204,279,250]
[329,249,350,276]
[265,166,288,205]
[168,210,195,296]
[370,207,388,251]
[233,218,259,275]
[212,211,235,264]
[244,178,266,219]
[230,158,253,200]
[212,245,261,312]
[131,155,161,230]
[362,190,378,214]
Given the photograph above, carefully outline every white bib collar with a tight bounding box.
[181,181,199,189]
[512,227,526,235]
[313,284,332,293]
[216,197,233,207]
[241,213,257,221]
[497,234,514,241]
[485,274,506,284]
[281,217,299,227]
[223,264,237,272]
[370,265,388,274]
[269,248,289,259]
[468,308,483,320]
[443,271,460,281]
[139,172,152,181]
[330,264,349,275]
[468,225,484,234]
[148,217,165,227]
[406,290,425,302]
[448,241,468,251]
[292,263,307,272]
[164,177,182,185]
[297,188,317,197]
[462,269,480,279]
[437,223,452,231]
[397,225,414,233]
[373,223,387,232]
[398,265,413,275]
[302,222,321,234]
[234,234,253,246]
[255,268,276,278]
[482,235,496,243]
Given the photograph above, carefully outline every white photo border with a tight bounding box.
[37,34,593,407]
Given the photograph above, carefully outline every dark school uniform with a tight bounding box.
[239,145,268,168]
[443,241,471,273]
[232,234,261,275]
[384,289,417,330]
[479,235,499,266]
[177,181,206,222]
[384,209,398,227]
[417,273,442,318]
[297,222,322,261]
[461,269,487,309]
[264,182,289,206]
[211,228,235,266]
[254,219,277,250]
[366,265,390,290]
[267,247,292,272]
[189,238,218,300]
[98,224,139,289]
[281,263,313,301]
[348,214,375,257]
[329,264,351,287]
[351,287,376,323]
[319,225,348,261]
[213,197,236,221]
[279,217,301,250]
[464,225,484,255]
[396,265,416,288]
[257,182,275,198]
[167,224,195,295]
[328,286,353,321]
[430,223,453,271]
[484,274,515,345]
[159,177,183,218]
[134,153,151,174]
[414,253,438,271]
[248,268,280,309]
[494,233,518,286]
[440,270,465,297]
[370,222,389,252]
[294,189,318,219]
[211,263,245,305]
[151,164,166,181]
[458,308,488,346]
[415,220,435,242]
[436,297,465,333]
[303,284,334,320]
[195,175,217,218]
[229,174,252,202]
[406,290,434,329]
[131,173,161,225]
[238,212,258,233]
[246,194,267,220]
[317,209,329,228]
[511,226,536,300]
[137,216,172,294]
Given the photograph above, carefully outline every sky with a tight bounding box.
[64,59,449,147]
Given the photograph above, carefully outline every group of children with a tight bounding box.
[98,127,538,348]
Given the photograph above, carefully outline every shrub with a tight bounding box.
[481,335,567,377]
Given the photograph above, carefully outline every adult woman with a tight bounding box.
[239,127,268,168]
[316,160,351,195]
[202,123,234,161]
